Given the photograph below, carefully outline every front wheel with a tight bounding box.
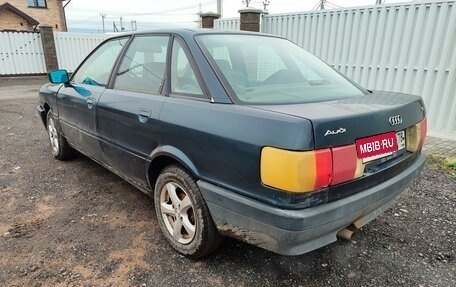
[154,165,222,258]
[46,111,72,160]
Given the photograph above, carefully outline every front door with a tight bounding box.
[57,37,129,160]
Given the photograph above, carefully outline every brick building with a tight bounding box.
[0,0,68,31]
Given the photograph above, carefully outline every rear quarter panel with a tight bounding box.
[157,97,314,207]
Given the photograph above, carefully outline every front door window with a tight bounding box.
[72,38,129,87]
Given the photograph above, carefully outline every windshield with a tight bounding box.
[197,34,365,104]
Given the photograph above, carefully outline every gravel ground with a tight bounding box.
[0,87,455,286]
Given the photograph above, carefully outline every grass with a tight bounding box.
[427,154,456,177]
[448,162,456,171]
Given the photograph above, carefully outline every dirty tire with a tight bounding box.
[154,165,222,258]
[46,111,72,160]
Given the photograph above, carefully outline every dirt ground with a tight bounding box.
[0,79,455,287]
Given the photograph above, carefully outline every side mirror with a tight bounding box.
[48,69,69,84]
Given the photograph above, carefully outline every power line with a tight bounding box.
[325,1,342,9]
[311,1,321,10]
[69,0,215,16]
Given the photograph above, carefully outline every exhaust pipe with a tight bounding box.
[337,228,354,241]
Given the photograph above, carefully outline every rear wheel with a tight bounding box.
[154,165,222,258]
[46,111,72,160]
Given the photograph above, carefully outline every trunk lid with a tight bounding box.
[251,91,425,149]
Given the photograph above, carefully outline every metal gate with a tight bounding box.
[0,31,46,75]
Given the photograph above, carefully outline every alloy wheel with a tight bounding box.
[159,181,196,244]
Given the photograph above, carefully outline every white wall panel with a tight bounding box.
[54,32,109,72]
[214,17,240,30]
[0,31,46,75]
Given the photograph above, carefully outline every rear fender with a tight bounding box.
[145,145,200,189]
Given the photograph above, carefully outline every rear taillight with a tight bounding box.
[261,118,426,194]
[406,117,427,152]
[331,144,365,185]
[260,145,365,193]
[260,147,332,193]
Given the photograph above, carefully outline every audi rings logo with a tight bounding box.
[389,115,403,126]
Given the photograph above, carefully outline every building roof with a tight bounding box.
[0,2,39,26]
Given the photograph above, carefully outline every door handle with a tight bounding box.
[138,109,152,123]
[87,98,94,109]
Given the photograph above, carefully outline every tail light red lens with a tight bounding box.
[331,144,365,185]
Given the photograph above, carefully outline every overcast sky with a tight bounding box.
[65,0,412,33]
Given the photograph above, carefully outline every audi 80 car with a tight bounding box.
[37,28,427,258]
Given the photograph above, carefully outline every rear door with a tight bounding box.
[57,37,129,160]
[96,35,169,185]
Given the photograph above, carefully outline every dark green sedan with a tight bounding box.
[37,28,427,258]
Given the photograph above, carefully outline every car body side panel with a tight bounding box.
[56,84,105,160]
[37,83,62,120]
[96,89,166,185]
[157,97,314,206]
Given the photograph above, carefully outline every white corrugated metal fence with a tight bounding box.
[0,31,109,76]
[54,32,109,73]
[214,0,456,137]
[214,17,241,30]
[0,31,46,75]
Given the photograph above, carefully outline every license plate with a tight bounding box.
[356,131,405,163]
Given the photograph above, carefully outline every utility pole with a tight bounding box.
[100,13,106,33]
[375,0,384,4]
[216,0,223,18]
[242,0,251,8]
[320,0,325,10]
[120,17,124,31]
[197,2,202,28]
[262,0,270,11]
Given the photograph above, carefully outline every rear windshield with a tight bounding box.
[197,34,365,104]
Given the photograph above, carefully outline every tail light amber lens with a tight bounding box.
[419,117,427,146]
[260,147,332,193]
[406,118,427,152]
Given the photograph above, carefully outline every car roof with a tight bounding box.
[107,27,280,39]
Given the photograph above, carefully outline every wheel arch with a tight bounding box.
[38,102,51,128]
[145,145,200,190]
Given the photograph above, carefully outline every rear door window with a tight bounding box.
[170,38,204,98]
[114,35,169,94]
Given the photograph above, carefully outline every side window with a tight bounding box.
[171,39,204,97]
[114,35,169,94]
[72,38,128,87]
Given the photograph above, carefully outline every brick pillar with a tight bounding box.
[238,8,263,32]
[200,12,220,28]
[39,25,59,72]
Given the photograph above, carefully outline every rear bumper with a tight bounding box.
[198,153,426,255]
